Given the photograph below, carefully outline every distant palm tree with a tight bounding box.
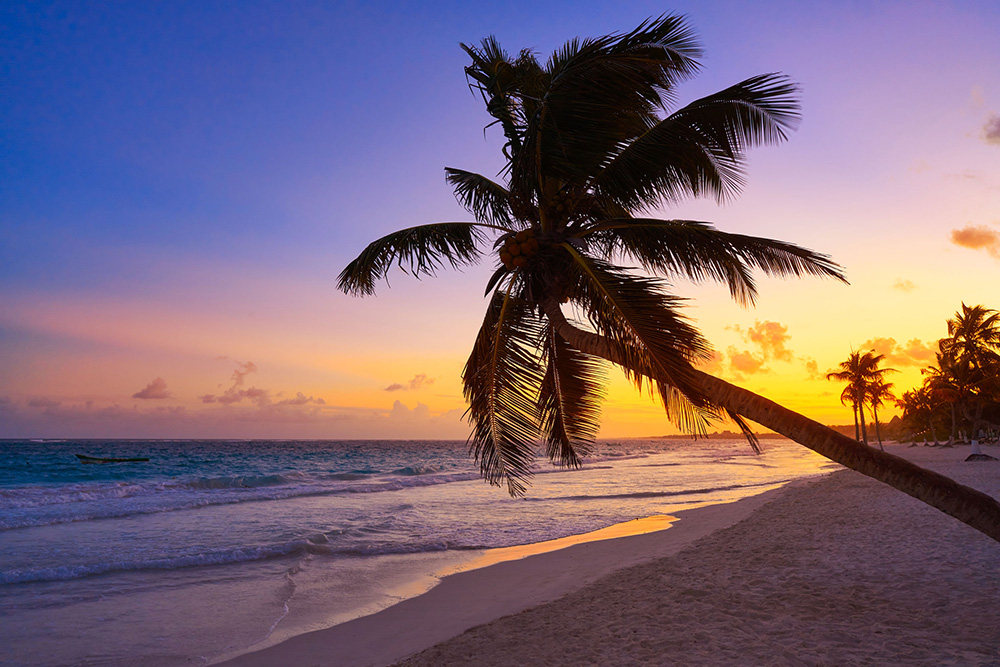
[837,383,862,442]
[867,377,896,451]
[338,16,1000,541]
[896,387,939,444]
[826,350,894,447]
[923,342,969,445]
[828,351,866,442]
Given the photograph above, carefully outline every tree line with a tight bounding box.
[829,304,1000,452]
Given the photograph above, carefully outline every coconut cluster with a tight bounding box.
[499,228,540,269]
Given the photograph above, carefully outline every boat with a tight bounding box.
[76,454,150,464]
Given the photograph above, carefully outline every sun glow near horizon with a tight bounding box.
[1,1,998,440]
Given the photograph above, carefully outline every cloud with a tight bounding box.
[803,358,825,381]
[231,361,257,385]
[200,360,268,405]
[859,337,936,367]
[696,350,725,375]
[28,397,61,409]
[951,224,1000,258]
[384,373,435,392]
[727,347,767,375]
[983,114,1000,145]
[132,377,172,400]
[892,279,917,292]
[6,399,467,440]
[276,392,326,406]
[730,320,793,361]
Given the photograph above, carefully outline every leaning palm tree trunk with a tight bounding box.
[544,302,1000,543]
[693,371,1000,541]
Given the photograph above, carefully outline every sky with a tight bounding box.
[2,0,999,440]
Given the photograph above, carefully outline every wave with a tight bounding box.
[391,465,444,476]
[1,541,313,585]
[0,470,485,530]
[0,534,488,586]
[181,472,311,490]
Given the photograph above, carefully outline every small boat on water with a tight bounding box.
[76,454,150,464]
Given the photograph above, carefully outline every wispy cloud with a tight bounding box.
[132,377,172,400]
[892,279,917,292]
[200,361,266,405]
[802,358,825,381]
[27,397,61,409]
[951,224,1000,258]
[197,360,327,412]
[275,392,325,406]
[385,373,435,392]
[983,114,1000,145]
[0,396,467,440]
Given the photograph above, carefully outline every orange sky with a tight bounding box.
[2,1,999,439]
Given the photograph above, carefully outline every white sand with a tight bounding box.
[221,443,1000,667]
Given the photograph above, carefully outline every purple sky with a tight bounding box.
[2,1,999,438]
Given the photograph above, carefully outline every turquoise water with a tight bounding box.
[0,438,836,665]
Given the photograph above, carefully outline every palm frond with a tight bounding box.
[561,248,717,433]
[726,409,761,453]
[592,74,800,209]
[524,14,703,189]
[445,168,515,227]
[582,219,846,305]
[538,327,607,467]
[463,286,546,495]
[337,222,487,296]
[461,38,544,162]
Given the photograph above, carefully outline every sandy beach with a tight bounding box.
[222,443,1000,666]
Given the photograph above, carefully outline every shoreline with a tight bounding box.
[216,475,829,666]
[219,443,1000,666]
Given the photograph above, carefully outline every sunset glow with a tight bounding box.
[2,1,998,439]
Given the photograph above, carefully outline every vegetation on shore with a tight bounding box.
[893,304,1000,449]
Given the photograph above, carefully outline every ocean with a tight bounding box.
[0,437,837,666]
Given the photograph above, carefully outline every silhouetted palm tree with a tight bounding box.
[826,350,894,447]
[338,16,1000,541]
[923,342,970,445]
[940,304,1000,455]
[867,377,896,451]
[827,351,866,443]
[837,383,862,442]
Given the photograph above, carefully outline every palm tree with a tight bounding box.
[827,351,867,443]
[940,303,1000,455]
[896,386,940,445]
[826,350,894,447]
[338,16,1000,541]
[837,383,862,442]
[867,377,896,451]
[923,342,969,446]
